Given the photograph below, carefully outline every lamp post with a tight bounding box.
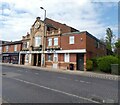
[40,7,46,67]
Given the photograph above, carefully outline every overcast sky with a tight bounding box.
[0,0,119,41]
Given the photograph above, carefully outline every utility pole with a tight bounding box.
[40,7,46,67]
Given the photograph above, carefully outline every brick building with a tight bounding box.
[19,17,107,71]
[1,41,22,64]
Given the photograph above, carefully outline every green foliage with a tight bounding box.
[105,28,113,51]
[97,56,118,73]
[115,39,120,48]
[114,39,120,56]
[86,60,93,71]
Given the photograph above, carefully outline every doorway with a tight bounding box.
[33,54,37,66]
[38,54,41,66]
[77,54,84,71]
[21,54,25,65]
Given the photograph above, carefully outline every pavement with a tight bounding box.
[2,65,119,104]
[0,63,119,81]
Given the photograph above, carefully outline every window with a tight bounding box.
[14,45,17,51]
[69,36,74,44]
[48,54,52,61]
[54,37,58,46]
[6,46,9,52]
[27,42,29,48]
[48,38,52,46]
[53,53,58,62]
[23,42,27,48]
[35,36,41,47]
[64,53,69,62]
[95,41,100,48]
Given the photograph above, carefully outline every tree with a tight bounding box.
[105,28,113,51]
[114,39,120,56]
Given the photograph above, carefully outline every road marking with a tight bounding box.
[58,77,67,80]
[58,77,91,84]
[17,70,21,72]
[35,73,39,75]
[13,78,99,103]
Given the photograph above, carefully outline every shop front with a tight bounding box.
[2,52,19,64]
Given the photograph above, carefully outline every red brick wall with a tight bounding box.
[70,54,76,62]
[86,32,107,59]
[45,18,79,33]
[58,53,64,62]
[2,43,22,53]
[61,33,86,50]
[45,18,73,33]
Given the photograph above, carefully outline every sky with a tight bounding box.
[0,0,119,41]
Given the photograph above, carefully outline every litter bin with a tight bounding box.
[69,64,74,70]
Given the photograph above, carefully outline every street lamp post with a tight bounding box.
[40,7,46,67]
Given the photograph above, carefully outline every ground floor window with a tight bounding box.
[64,53,69,62]
[48,54,52,61]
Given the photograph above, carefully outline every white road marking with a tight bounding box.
[35,73,39,75]
[58,77,91,84]
[13,78,99,103]
[17,70,21,72]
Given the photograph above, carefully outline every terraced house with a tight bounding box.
[1,41,22,64]
[19,17,107,71]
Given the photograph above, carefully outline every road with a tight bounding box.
[2,65,119,104]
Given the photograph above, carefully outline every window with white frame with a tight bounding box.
[27,41,29,48]
[53,53,58,62]
[48,38,52,46]
[14,45,17,51]
[35,36,41,47]
[6,46,9,52]
[64,53,69,62]
[54,37,58,46]
[69,36,74,44]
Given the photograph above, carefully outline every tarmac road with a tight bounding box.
[2,65,119,104]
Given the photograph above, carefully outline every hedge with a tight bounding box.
[97,56,118,73]
[86,60,93,71]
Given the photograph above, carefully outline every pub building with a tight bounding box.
[2,41,22,64]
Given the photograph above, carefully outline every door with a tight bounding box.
[38,54,41,66]
[33,54,37,66]
[77,54,84,71]
[53,53,58,69]
[21,54,25,65]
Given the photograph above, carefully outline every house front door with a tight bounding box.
[77,54,84,71]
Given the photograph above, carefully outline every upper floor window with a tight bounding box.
[6,46,9,52]
[54,37,58,46]
[14,45,17,51]
[27,42,29,48]
[23,42,26,49]
[48,38,52,46]
[35,36,41,47]
[69,36,74,44]
[95,41,100,48]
